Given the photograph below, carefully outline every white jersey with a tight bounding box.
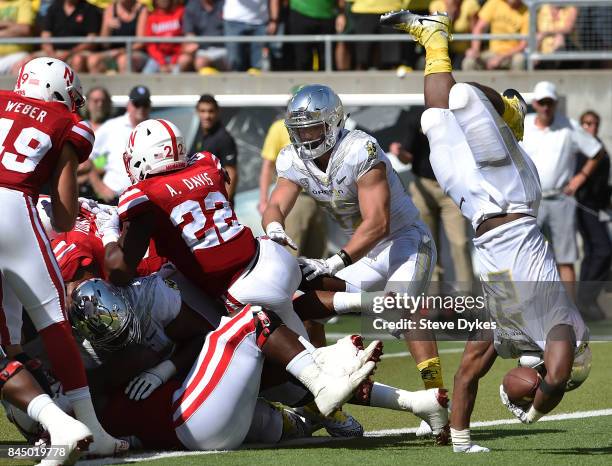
[276,129,419,237]
[421,83,542,231]
[80,274,181,368]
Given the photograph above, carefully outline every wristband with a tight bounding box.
[337,249,353,267]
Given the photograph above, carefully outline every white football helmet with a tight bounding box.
[123,119,187,183]
[14,57,85,112]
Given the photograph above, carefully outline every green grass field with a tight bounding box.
[2,316,611,465]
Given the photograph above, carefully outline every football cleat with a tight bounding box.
[501,89,527,141]
[312,335,383,377]
[296,402,364,438]
[299,359,376,417]
[270,402,313,440]
[410,388,450,445]
[380,11,451,46]
[41,416,93,466]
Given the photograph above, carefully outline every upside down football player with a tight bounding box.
[380,10,593,452]
[261,84,448,437]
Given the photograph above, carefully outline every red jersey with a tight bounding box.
[118,152,256,298]
[145,6,184,66]
[0,90,93,197]
[52,212,167,283]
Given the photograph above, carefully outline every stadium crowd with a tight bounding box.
[0,0,611,74]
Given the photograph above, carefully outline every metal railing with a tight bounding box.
[0,0,609,72]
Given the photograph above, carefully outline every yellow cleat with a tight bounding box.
[380,10,452,47]
[501,89,527,141]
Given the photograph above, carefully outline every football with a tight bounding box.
[503,367,541,406]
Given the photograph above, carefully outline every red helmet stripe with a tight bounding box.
[157,119,179,161]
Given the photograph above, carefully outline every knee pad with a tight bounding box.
[252,307,285,348]
[0,358,24,391]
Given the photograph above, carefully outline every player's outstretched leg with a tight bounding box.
[0,358,93,465]
[255,306,380,416]
[379,10,526,140]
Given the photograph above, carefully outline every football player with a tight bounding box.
[380,10,592,452]
[65,281,448,449]
[0,57,126,456]
[260,84,447,430]
[0,347,93,465]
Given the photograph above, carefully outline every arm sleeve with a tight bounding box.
[355,138,385,180]
[570,120,602,158]
[275,147,298,183]
[118,186,153,222]
[67,119,95,163]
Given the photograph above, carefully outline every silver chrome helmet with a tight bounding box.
[284,84,345,160]
[69,279,141,352]
[518,345,592,392]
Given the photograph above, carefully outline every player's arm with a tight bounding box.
[164,304,213,343]
[104,215,154,286]
[225,165,238,203]
[49,142,80,232]
[261,177,301,249]
[345,163,390,261]
[258,158,276,214]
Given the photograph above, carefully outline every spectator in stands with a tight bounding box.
[40,0,102,72]
[334,0,353,71]
[462,0,528,71]
[87,0,149,73]
[182,0,228,72]
[258,110,327,258]
[0,0,34,75]
[89,85,151,202]
[521,81,605,302]
[389,107,473,289]
[222,0,273,72]
[429,0,480,69]
[189,94,239,202]
[351,0,404,70]
[142,0,190,73]
[535,4,577,69]
[575,110,611,320]
[81,86,113,199]
[288,0,343,71]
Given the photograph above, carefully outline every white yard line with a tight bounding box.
[80,408,612,464]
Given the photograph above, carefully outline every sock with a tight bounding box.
[417,357,444,389]
[69,392,105,435]
[423,32,452,76]
[39,322,88,391]
[451,427,471,452]
[27,394,54,424]
[369,382,414,412]
[285,350,316,380]
[525,405,544,423]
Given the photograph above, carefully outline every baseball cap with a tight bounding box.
[532,81,557,102]
[129,85,151,106]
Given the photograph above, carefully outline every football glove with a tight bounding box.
[298,254,346,281]
[95,209,120,246]
[499,384,532,424]
[265,221,298,250]
[126,360,176,401]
